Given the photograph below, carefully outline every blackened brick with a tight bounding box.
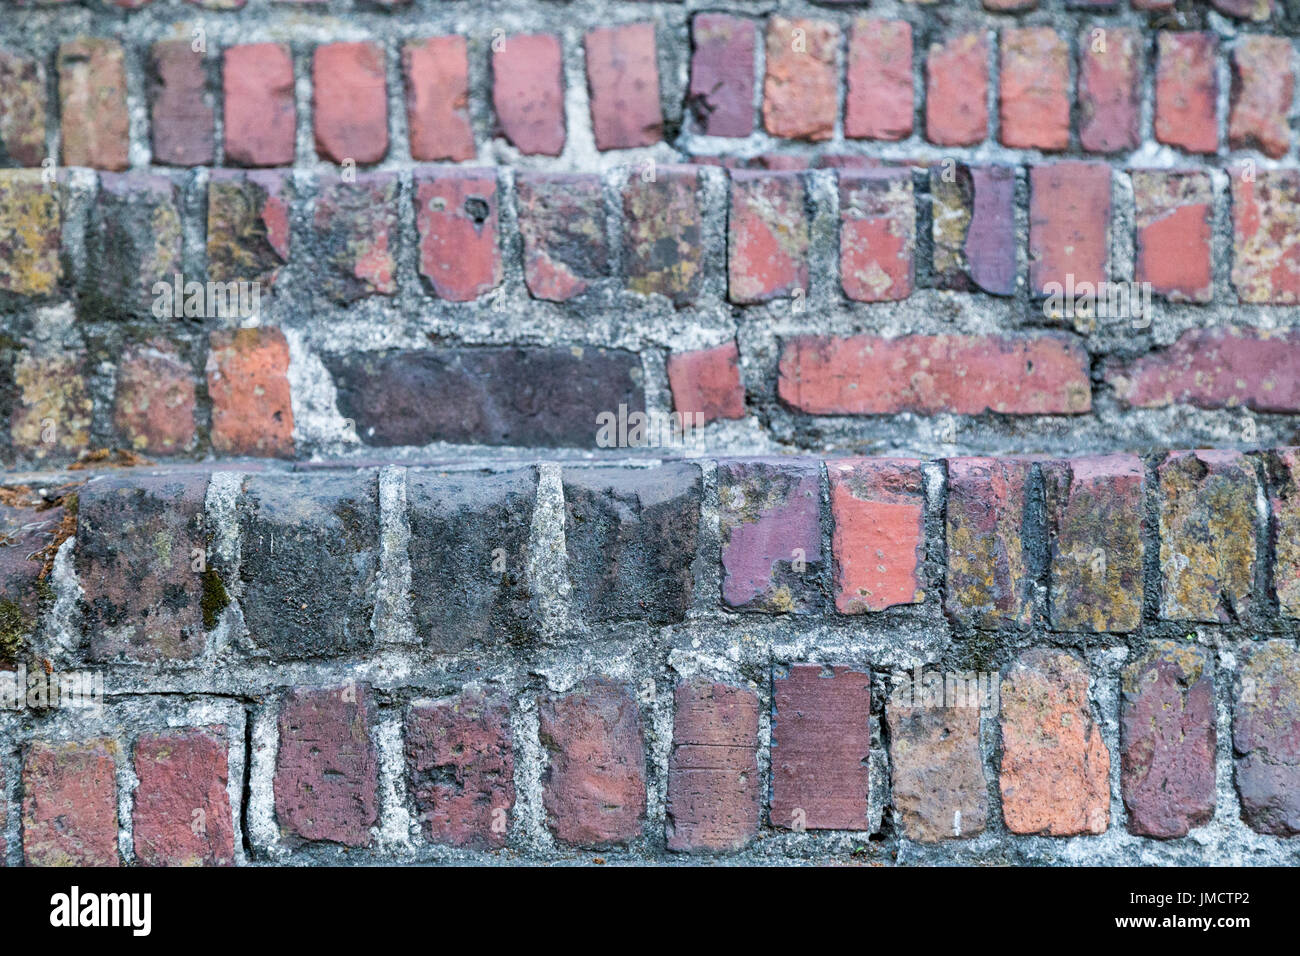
[623,168,704,306]
[312,172,399,304]
[516,173,609,302]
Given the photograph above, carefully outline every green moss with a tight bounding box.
[201,567,230,630]
[0,598,30,663]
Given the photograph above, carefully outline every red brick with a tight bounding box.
[845,19,913,142]
[1029,162,1111,294]
[1132,169,1213,303]
[945,457,1034,628]
[1001,650,1110,836]
[134,728,235,866]
[493,34,565,156]
[149,40,214,167]
[538,678,646,847]
[313,172,399,303]
[205,327,295,458]
[763,17,839,142]
[1235,641,1300,835]
[624,167,703,306]
[688,14,755,138]
[113,341,196,455]
[58,38,129,170]
[666,681,760,852]
[828,458,925,613]
[0,48,47,167]
[1229,36,1293,159]
[406,689,515,849]
[1108,327,1300,413]
[313,43,388,165]
[1158,450,1258,623]
[1232,168,1300,304]
[926,32,988,147]
[10,351,92,460]
[223,44,295,167]
[779,333,1091,416]
[0,169,61,295]
[771,664,872,831]
[404,37,475,162]
[1043,454,1145,633]
[414,168,501,302]
[1212,0,1274,19]
[585,23,662,150]
[728,170,808,304]
[206,169,291,288]
[1155,33,1219,155]
[667,342,744,424]
[1267,449,1300,617]
[23,740,119,866]
[839,168,914,302]
[1000,28,1070,151]
[515,172,608,302]
[275,686,378,847]
[1078,27,1140,153]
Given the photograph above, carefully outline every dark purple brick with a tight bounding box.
[515,173,610,302]
[945,457,1034,628]
[149,40,214,167]
[623,167,704,306]
[311,172,399,304]
[688,14,755,138]
[87,173,182,319]
[1121,642,1215,838]
[1234,641,1300,835]
[931,163,1016,295]
[207,169,291,288]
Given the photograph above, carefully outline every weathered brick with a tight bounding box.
[0,492,63,624]
[58,38,128,170]
[313,43,388,165]
[623,167,703,306]
[585,23,662,150]
[1107,327,1300,413]
[1266,449,1300,617]
[134,728,235,866]
[23,740,119,866]
[845,20,913,141]
[0,48,46,167]
[688,14,755,138]
[926,32,988,147]
[539,678,646,847]
[329,346,643,448]
[223,44,295,167]
[1132,169,1213,303]
[1000,649,1110,835]
[206,169,291,288]
[1029,162,1111,294]
[718,458,823,613]
[667,342,744,424]
[312,172,399,303]
[406,468,537,652]
[406,689,515,849]
[275,686,378,847]
[666,681,760,853]
[763,17,838,142]
[240,473,377,658]
[984,0,1036,9]
[779,333,1091,416]
[1234,641,1300,835]
[0,170,60,296]
[1078,27,1141,153]
[77,472,209,661]
[88,173,182,319]
[149,40,214,167]
[728,170,808,304]
[887,686,988,842]
[1232,169,1300,304]
[1043,454,1145,633]
[1000,28,1070,151]
[1157,450,1258,623]
[563,463,701,625]
[493,33,565,156]
[516,172,608,302]
[1155,32,1218,155]
[839,168,914,302]
[931,163,1016,295]
[1230,36,1294,160]
[771,664,872,831]
[1121,643,1215,838]
[10,351,92,460]
[206,327,294,458]
[828,458,924,613]
[945,457,1034,628]
[1213,0,1273,20]
[404,37,475,162]
[414,168,501,302]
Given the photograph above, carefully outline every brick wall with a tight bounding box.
[1,0,1299,866]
